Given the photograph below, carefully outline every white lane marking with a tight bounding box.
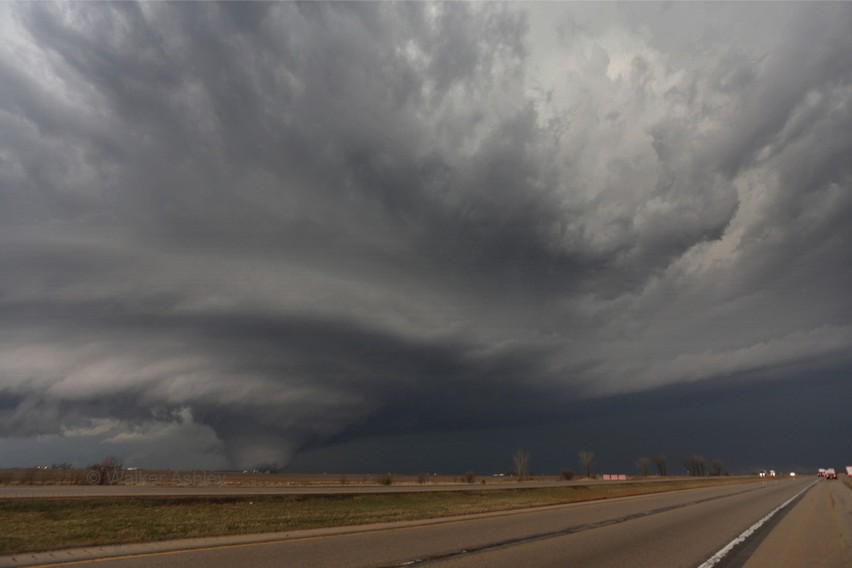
[697,480,818,568]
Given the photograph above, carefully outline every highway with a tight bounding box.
[0,479,584,499]
[6,477,848,567]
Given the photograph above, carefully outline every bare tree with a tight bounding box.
[635,456,650,477]
[695,455,706,476]
[652,453,668,476]
[682,454,706,476]
[512,449,531,481]
[711,459,725,476]
[87,455,123,485]
[578,450,595,478]
[374,473,393,486]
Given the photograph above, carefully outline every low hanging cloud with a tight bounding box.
[1,2,851,468]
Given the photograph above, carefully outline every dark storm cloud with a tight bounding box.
[0,289,568,466]
[289,368,852,475]
[1,2,851,469]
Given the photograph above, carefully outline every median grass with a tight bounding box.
[1,477,755,555]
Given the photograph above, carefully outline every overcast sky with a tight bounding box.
[1,2,850,474]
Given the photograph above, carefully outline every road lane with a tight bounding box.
[0,479,609,499]
[0,477,761,499]
[4,478,816,568]
[433,478,814,568]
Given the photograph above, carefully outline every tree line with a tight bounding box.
[511,450,727,479]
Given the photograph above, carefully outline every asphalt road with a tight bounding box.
[7,477,845,568]
[0,477,730,498]
[0,479,580,498]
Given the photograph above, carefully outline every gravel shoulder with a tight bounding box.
[744,479,852,568]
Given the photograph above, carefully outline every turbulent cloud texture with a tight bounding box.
[1,2,850,469]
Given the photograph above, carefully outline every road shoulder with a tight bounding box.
[744,480,852,568]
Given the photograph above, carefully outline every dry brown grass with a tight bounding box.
[0,468,502,487]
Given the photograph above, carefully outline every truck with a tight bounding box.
[846,466,852,477]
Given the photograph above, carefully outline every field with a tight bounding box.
[0,468,504,487]
[0,475,760,555]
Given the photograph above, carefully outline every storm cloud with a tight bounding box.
[1,2,850,471]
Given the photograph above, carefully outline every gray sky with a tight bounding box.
[1,2,850,474]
